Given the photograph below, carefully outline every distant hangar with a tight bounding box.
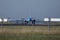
[44,18,60,22]
[0,18,8,22]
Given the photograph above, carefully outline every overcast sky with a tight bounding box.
[0,0,60,19]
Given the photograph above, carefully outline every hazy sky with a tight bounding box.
[0,0,60,19]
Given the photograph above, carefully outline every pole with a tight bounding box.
[48,17,50,32]
[1,18,3,27]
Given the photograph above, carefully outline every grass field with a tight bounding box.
[0,26,60,40]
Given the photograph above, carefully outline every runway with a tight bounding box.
[0,24,60,26]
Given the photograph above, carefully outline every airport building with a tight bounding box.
[0,18,8,22]
[44,18,60,22]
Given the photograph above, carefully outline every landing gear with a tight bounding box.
[24,19,36,25]
[32,19,35,25]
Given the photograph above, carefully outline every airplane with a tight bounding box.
[24,17,36,24]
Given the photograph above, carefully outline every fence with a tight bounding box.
[0,20,60,40]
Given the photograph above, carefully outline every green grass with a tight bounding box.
[0,26,60,40]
